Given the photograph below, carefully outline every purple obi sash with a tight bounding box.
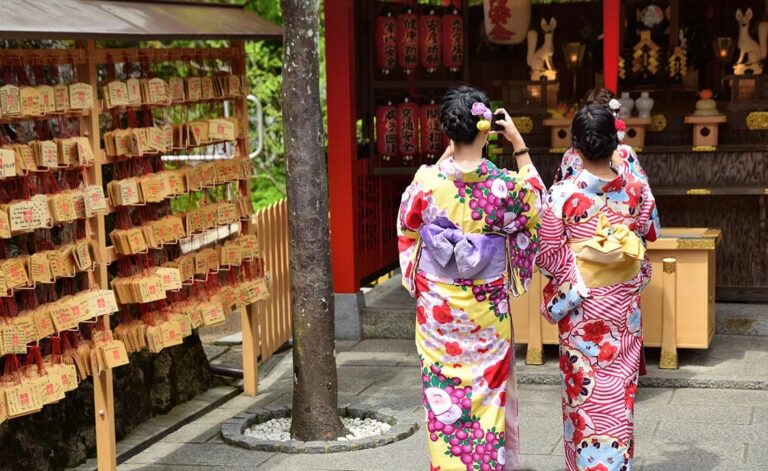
[419,220,507,280]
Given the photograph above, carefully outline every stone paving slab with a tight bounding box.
[515,335,768,390]
[73,386,240,471]
[116,339,768,471]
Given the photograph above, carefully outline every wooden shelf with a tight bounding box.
[104,139,235,163]
[372,80,462,90]
[0,109,92,125]
[653,186,768,196]
[371,166,419,176]
[101,96,241,113]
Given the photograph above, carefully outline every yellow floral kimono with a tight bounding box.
[397,158,544,471]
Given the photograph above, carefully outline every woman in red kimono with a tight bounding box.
[536,105,660,471]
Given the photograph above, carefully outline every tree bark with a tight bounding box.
[281,0,345,441]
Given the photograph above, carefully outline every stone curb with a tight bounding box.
[221,406,419,454]
[517,372,768,391]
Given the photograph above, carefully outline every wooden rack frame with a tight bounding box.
[1,42,260,471]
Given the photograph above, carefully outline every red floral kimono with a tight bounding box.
[536,166,659,471]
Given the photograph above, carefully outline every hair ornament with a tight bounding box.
[608,98,621,117]
[471,102,492,131]
[615,118,627,142]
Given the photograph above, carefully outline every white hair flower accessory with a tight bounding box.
[608,98,621,112]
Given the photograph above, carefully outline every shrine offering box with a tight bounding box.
[510,228,721,367]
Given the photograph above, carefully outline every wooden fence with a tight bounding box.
[252,198,292,364]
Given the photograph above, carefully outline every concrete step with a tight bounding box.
[363,276,768,339]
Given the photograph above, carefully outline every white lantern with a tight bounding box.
[483,0,531,45]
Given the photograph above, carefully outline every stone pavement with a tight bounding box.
[116,338,768,471]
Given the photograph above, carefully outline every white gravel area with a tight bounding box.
[244,416,392,441]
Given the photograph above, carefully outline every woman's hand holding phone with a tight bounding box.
[492,108,525,149]
[493,108,532,169]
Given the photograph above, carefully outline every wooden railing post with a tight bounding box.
[75,39,117,471]
[230,39,261,396]
[525,272,544,365]
[660,257,679,369]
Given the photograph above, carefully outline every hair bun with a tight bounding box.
[440,86,491,144]
[571,105,619,162]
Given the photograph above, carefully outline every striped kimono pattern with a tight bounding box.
[536,167,660,471]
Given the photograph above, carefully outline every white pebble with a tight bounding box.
[243,416,392,442]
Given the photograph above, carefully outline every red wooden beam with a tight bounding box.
[603,0,620,93]
[325,0,360,293]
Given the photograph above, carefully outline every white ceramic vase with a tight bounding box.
[635,92,654,118]
[618,91,634,119]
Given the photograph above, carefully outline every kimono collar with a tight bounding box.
[438,157,500,183]
[576,167,627,195]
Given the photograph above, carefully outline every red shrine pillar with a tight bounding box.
[325,0,363,338]
[603,0,620,93]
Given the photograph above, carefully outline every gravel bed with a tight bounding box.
[244,416,392,442]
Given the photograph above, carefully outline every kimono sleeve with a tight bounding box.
[618,144,649,183]
[634,182,660,242]
[553,148,582,185]
[505,164,544,297]
[397,168,429,297]
[534,186,589,324]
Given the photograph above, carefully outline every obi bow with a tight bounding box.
[578,214,645,265]
[419,223,503,279]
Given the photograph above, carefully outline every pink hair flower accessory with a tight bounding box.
[471,102,492,131]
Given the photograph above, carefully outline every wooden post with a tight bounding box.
[231,40,260,396]
[75,40,117,471]
[525,273,544,365]
[326,0,360,294]
[660,257,679,369]
[603,0,620,93]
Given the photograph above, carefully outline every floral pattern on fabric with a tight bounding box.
[554,145,648,186]
[422,360,508,471]
[399,158,544,471]
[576,435,632,471]
[560,346,595,407]
[569,319,621,369]
[537,165,659,471]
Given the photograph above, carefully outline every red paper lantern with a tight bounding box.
[419,101,442,159]
[376,102,398,162]
[397,9,419,74]
[442,8,464,72]
[375,13,397,75]
[397,98,419,162]
[419,11,441,73]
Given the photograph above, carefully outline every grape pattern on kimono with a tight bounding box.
[421,360,507,471]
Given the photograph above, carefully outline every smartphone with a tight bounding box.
[491,112,506,132]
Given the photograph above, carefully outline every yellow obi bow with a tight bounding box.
[571,214,645,288]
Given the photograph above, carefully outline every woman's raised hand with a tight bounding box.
[493,108,526,149]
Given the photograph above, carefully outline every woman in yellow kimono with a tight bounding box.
[397,86,544,471]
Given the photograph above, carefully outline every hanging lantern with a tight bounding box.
[483,0,531,45]
[419,10,441,73]
[397,98,419,162]
[375,12,397,75]
[419,100,442,160]
[397,9,419,74]
[375,102,398,162]
[442,8,464,72]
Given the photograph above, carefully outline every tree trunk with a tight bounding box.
[281,0,345,441]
